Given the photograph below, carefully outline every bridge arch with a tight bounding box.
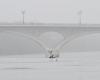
[39,31,64,48]
[0,31,48,56]
[56,32,100,53]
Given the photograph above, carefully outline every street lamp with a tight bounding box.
[21,10,26,24]
[77,10,82,25]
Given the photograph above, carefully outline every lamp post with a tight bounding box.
[22,10,26,24]
[78,10,82,25]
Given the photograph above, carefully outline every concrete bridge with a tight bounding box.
[0,24,100,57]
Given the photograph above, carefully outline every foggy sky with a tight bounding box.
[0,0,99,23]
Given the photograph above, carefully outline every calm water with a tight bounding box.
[0,52,100,80]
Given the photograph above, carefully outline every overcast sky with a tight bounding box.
[0,0,100,23]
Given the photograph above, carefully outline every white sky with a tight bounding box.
[0,0,100,23]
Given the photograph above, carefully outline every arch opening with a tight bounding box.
[0,31,47,57]
[39,31,64,48]
[59,33,100,54]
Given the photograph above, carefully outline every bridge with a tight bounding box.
[0,24,100,57]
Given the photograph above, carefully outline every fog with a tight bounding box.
[0,0,99,23]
